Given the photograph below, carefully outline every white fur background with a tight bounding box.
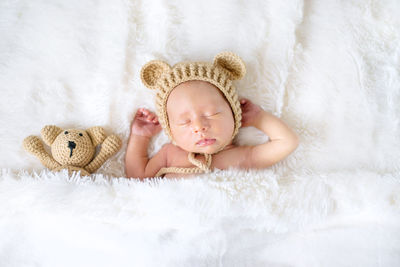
[1,0,400,266]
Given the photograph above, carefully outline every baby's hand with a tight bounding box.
[130,108,162,138]
[239,98,263,128]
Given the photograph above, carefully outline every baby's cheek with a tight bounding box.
[172,127,191,146]
[216,119,234,135]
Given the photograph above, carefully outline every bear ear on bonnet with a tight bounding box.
[213,51,246,81]
[140,51,246,90]
[140,60,172,90]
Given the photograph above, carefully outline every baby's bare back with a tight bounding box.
[163,143,251,178]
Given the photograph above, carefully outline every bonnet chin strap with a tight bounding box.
[154,152,213,177]
[154,139,232,177]
[188,152,212,172]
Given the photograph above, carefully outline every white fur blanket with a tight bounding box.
[1,0,400,266]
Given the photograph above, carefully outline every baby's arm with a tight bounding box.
[240,98,299,169]
[125,108,168,180]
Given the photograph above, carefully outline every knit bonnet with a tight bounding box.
[140,51,246,177]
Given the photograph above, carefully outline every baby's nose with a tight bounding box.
[192,118,209,133]
[193,126,207,133]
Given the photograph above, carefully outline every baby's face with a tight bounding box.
[166,80,235,154]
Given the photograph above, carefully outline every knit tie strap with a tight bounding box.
[154,152,212,177]
[188,152,212,172]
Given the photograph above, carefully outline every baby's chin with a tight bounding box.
[191,140,228,154]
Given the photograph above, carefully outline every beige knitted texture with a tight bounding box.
[23,125,122,176]
[155,152,212,177]
[85,134,122,173]
[52,131,95,167]
[41,125,63,146]
[141,52,246,177]
[156,63,242,142]
[23,135,61,170]
[86,126,106,146]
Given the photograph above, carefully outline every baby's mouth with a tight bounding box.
[196,138,216,147]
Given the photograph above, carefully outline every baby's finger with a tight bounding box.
[136,108,145,115]
[138,108,147,114]
[147,114,155,121]
[135,111,143,118]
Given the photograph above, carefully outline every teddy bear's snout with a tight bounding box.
[68,141,76,157]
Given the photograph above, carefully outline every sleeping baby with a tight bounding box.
[125,52,299,179]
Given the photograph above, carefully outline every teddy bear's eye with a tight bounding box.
[64,131,68,134]
[79,133,83,136]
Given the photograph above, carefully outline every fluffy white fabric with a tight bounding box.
[0,0,399,266]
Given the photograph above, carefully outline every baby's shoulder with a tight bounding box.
[213,145,252,169]
[163,143,183,154]
[162,143,188,167]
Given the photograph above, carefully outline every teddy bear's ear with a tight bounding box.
[41,125,63,146]
[86,126,106,146]
[140,60,172,90]
[213,51,246,81]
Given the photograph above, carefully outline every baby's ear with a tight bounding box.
[140,60,172,90]
[213,52,246,80]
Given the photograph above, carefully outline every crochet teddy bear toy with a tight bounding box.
[23,125,122,176]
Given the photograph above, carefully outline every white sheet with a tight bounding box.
[1,0,399,266]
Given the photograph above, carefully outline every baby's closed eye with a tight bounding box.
[178,120,190,126]
[205,112,220,117]
[177,112,221,125]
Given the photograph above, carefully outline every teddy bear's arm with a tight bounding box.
[84,135,122,173]
[23,136,61,170]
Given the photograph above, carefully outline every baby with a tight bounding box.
[125,52,299,180]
